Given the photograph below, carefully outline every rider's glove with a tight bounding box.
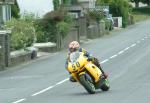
[87,57,93,61]
[103,72,108,79]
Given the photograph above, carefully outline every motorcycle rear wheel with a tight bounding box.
[79,74,96,94]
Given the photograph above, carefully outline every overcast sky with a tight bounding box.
[17,0,54,17]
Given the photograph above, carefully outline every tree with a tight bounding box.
[96,0,112,5]
[11,0,20,18]
[141,0,150,6]
[53,0,60,10]
[96,0,131,27]
[130,0,141,8]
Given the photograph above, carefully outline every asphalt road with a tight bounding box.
[1,19,150,103]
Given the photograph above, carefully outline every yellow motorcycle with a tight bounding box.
[67,51,110,94]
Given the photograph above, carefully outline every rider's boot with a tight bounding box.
[69,76,77,82]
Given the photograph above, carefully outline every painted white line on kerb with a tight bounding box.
[118,50,124,55]
[12,99,26,103]
[110,55,117,59]
[100,59,109,64]
[124,47,130,51]
[31,78,69,96]
[130,44,136,47]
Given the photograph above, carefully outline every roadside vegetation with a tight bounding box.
[6,0,149,51]
[132,6,150,22]
[5,14,35,51]
[4,0,74,51]
[96,0,132,28]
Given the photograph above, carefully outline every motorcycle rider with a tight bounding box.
[65,41,108,82]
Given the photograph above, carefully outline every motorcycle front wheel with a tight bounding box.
[79,74,96,94]
[100,78,110,91]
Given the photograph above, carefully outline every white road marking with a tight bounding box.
[12,99,26,103]
[100,59,109,64]
[130,44,136,47]
[31,78,69,96]
[110,55,117,59]
[11,36,149,102]
[124,47,130,51]
[118,50,124,55]
[55,78,69,85]
[137,41,141,44]
[142,38,145,41]
[32,58,111,96]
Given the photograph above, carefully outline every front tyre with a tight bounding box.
[101,78,110,91]
[79,74,95,94]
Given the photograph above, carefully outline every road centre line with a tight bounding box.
[12,36,149,103]
[100,59,109,64]
[31,58,111,97]
[118,50,124,55]
[110,55,117,59]
[31,78,69,96]
[12,99,26,103]
[124,47,130,51]
[31,40,140,97]
[130,43,136,47]
[31,86,54,96]
[137,41,141,44]
[31,41,138,97]
[55,78,69,85]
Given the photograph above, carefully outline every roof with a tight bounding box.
[17,0,54,17]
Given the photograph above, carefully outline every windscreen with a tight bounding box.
[70,51,81,63]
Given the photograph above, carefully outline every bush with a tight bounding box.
[86,9,104,22]
[41,9,73,42]
[132,6,150,15]
[103,18,111,30]
[11,2,20,18]
[110,0,130,27]
[5,18,34,51]
[96,0,131,28]
[57,21,70,38]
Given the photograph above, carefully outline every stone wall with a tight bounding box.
[87,20,105,39]
[57,27,79,50]
[0,32,5,70]
[78,17,87,36]
[0,30,10,70]
[10,50,32,66]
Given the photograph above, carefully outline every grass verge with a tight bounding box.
[132,6,150,23]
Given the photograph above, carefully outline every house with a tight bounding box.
[0,0,14,26]
[17,0,53,17]
[61,0,96,8]
[79,0,96,9]
[62,0,96,18]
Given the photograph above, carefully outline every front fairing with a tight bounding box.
[67,52,87,73]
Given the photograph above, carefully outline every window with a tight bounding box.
[5,5,11,20]
[0,5,3,25]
